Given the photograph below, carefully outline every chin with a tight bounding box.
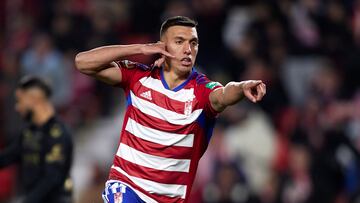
[177,65,193,73]
[168,61,193,74]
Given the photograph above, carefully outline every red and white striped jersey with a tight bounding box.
[108,61,223,203]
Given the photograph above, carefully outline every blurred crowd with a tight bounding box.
[1,0,360,203]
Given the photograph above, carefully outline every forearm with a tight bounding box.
[75,44,144,74]
[220,81,245,106]
[210,80,265,112]
[211,81,245,112]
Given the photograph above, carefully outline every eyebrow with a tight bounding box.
[174,36,198,43]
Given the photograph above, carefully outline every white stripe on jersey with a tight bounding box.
[117,143,191,172]
[112,165,187,199]
[130,91,203,125]
[139,77,195,102]
[125,118,194,147]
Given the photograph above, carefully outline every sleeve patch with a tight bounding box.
[205,81,222,89]
[120,60,151,71]
[120,60,137,69]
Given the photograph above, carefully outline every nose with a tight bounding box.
[183,42,191,55]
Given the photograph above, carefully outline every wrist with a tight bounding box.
[235,81,245,91]
[237,81,246,99]
[139,44,152,55]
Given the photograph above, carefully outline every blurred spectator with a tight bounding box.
[224,104,276,195]
[0,53,22,139]
[288,0,321,53]
[21,33,72,108]
[161,0,194,21]
[281,144,312,203]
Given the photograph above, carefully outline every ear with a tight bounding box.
[160,32,168,42]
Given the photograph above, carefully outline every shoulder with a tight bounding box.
[115,60,157,85]
[192,69,223,90]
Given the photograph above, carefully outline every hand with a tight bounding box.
[141,42,174,67]
[242,80,266,103]
[153,56,166,68]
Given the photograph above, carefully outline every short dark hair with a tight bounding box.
[160,16,197,37]
[17,76,52,98]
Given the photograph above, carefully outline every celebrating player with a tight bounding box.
[75,16,266,203]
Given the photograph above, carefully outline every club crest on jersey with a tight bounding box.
[184,100,193,116]
[206,81,222,89]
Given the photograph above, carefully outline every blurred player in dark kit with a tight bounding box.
[0,76,73,203]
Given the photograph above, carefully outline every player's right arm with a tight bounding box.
[75,43,174,86]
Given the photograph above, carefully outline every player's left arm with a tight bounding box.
[209,80,266,112]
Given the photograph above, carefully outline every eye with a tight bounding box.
[191,41,198,46]
[175,40,182,44]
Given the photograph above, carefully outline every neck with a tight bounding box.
[163,63,192,90]
[32,102,55,126]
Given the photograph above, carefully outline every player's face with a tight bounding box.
[163,26,199,73]
[15,89,34,120]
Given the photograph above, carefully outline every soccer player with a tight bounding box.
[75,16,266,203]
[0,76,73,203]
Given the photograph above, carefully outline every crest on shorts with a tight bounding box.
[114,192,123,203]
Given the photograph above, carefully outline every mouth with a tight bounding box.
[180,57,192,66]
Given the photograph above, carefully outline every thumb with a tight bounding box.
[244,90,257,103]
[153,57,165,67]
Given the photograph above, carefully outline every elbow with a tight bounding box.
[74,52,85,72]
[74,52,90,74]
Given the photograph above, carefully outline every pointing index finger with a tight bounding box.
[247,80,262,86]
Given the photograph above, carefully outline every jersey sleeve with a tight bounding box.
[197,74,223,118]
[115,60,152,90]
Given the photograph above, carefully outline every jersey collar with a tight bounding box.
[160,67,195,92]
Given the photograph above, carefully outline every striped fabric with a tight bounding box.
[109,62,222,203]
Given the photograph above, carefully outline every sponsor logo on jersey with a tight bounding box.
[140,90,152,100]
